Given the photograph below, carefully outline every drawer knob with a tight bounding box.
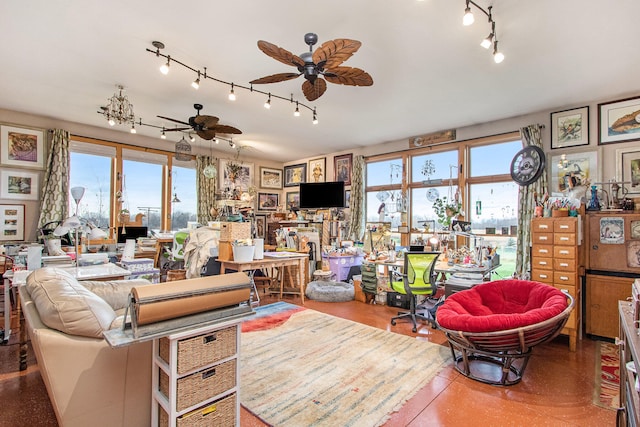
[560,225,569,229]
[560,263,569,267]
[540,261,547,265]
[560,276,569,281]
[540,225,549,229]
[560,237,569,241]
[540,274,548,279]
[540,249,548,254]
[560,250,569,254]
[540,236,548,240]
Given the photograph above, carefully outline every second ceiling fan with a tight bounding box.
[158,104,242,141]
[250,33,373,102]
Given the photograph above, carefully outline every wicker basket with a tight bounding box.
[159,393,236,427]
[220,222,251,241]
[159,359,236,411]
[159,326,237,374]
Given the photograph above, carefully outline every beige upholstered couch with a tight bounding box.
[20,267,153,427]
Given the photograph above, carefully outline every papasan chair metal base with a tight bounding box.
[437,280,574,386]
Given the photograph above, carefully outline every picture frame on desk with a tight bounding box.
[0,204,25,241]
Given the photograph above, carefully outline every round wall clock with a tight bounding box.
[510,146,545,186]
[411,136,425,147]
[426,188,440,202]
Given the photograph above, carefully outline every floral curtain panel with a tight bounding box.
[515,124,547,277]
[347,155,365,241]
[195,155,217,224]
[38,129,70,229]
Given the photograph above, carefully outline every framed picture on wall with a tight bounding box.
[550,106,589,149]
[549,150,598,198]
[284,163,306,187]
[308,157,326,183]
[0,204,25,241]
[219,159,254,192]
[257,192,279,211]
[0,124,45,169]
[286,191,299,210]
[598,95,640,145]
[334,153,353,186]
[259,167,283,189]
[345,189,351,208]
[0,169,39,200]
[255,215,266,238]
[616,147,640,195]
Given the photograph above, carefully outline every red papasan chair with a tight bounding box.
[437,279,573,386]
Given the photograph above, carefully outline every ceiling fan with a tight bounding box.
[157,104,242,140]
[249,33,373,102]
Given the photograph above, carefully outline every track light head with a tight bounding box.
[160,129,166,139]
[191,78,200,89]
[228,83,236,101]
[493,40,504,63]
[480,33,493,49]
[294,102,300,117]
[160,56,170,75]
[130,123,137,134]
[463,5,474,26]
[264,94,271,109]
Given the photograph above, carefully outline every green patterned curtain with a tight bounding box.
[515,124,547,277]
[38,129,70,228]
[196,155,217,224]
[347,155,365,241]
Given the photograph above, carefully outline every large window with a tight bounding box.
[171,163,197,230]
[365,133,521,276]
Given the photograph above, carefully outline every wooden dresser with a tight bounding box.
[530,217,584,351]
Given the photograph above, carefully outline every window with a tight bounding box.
[365,158,403,232]
[171,163,197,230]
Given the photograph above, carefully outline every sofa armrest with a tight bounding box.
[81,279,151,311]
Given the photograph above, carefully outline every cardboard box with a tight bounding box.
[353,278,366,303]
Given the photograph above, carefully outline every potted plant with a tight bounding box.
[433,196,462,228]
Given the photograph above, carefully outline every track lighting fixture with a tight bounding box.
[228,83,236,101]
[160,128,166,139]
[189,134,196,142]
[294,102,301,117]
[213,138,218,144]
[146,42,317,121]
[229,139,235,148]
[312,108,318,125]
[130,122,137,134]
[191,71,200,89]
[461,1,504,63]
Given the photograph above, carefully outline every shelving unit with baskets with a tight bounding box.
[152,318,242,427]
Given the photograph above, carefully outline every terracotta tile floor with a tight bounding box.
[0,294,616,426]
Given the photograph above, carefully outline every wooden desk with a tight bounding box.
[218,252,309,304]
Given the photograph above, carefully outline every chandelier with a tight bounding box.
[103,85,135,126]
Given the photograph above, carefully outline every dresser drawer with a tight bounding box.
[531,269,553,284]
[532,218,554,232]
[554,258,577,272]
[532,244,554,257]
[532,233,553,244]
[554,271,578,286]
[553,285,578,329]
[554,245,576,259]
[554,233,576,246]
[554,219,576,233]
[531,256,553,270]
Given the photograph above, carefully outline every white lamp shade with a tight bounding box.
[88,227,108,240]
[62,215,82,229]
[70,186,85,204]
[53,224,70,236]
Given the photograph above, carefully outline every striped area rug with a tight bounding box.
[594,341,620,410]
[240,303,450,426]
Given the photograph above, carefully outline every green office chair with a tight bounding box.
[389,251,440,332]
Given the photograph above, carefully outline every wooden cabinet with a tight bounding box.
[619,300,640,426]
[531,217,584,351]
[152,319,241,426]
[585,212,640,340]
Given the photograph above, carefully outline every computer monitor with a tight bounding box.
[116,226,148,244]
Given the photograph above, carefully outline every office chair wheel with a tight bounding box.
[391,319,396,326]
[412,326,417,333]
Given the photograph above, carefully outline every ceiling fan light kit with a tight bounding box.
[463,1,504,63]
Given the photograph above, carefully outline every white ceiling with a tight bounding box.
[1,0,639,162]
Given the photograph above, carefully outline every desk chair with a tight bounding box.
[389,251,440,332]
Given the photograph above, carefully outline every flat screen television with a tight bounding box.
[299,181,345,209]
[117,226,148,244]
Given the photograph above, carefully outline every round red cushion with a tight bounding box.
[437,280,568,333]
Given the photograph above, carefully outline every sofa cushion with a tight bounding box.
[81,279,150,311]
[25,267,116,338]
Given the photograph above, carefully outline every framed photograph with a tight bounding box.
[219,159,254,192]
[616,147,640,195]
[286,191,300,210]
[345,189,351,208]
[550,106,589,149]
[627,241,640,268]
[0,204,25,241]
[598,95,640,145]
[549,150,598,198]
[284,163,306,187]
[0,125,45,169]
[257,192,279,211]
[0,169,39,200]
[334,153,353,186]
[308,157,326,183]
[259,166,283,189]
[255,215,266,239]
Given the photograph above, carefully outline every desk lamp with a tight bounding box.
[53,186,86,265]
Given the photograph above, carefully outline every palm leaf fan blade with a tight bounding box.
[324,67,373,86]
[250,73,301,85]
[196,129,217,140]
[257,40,305,67]
[213,125,242,135]
[193,115,219,128]
[313,39,362,69]
[302,78,327,101]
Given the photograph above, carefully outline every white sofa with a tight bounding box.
[20,267,153,427]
